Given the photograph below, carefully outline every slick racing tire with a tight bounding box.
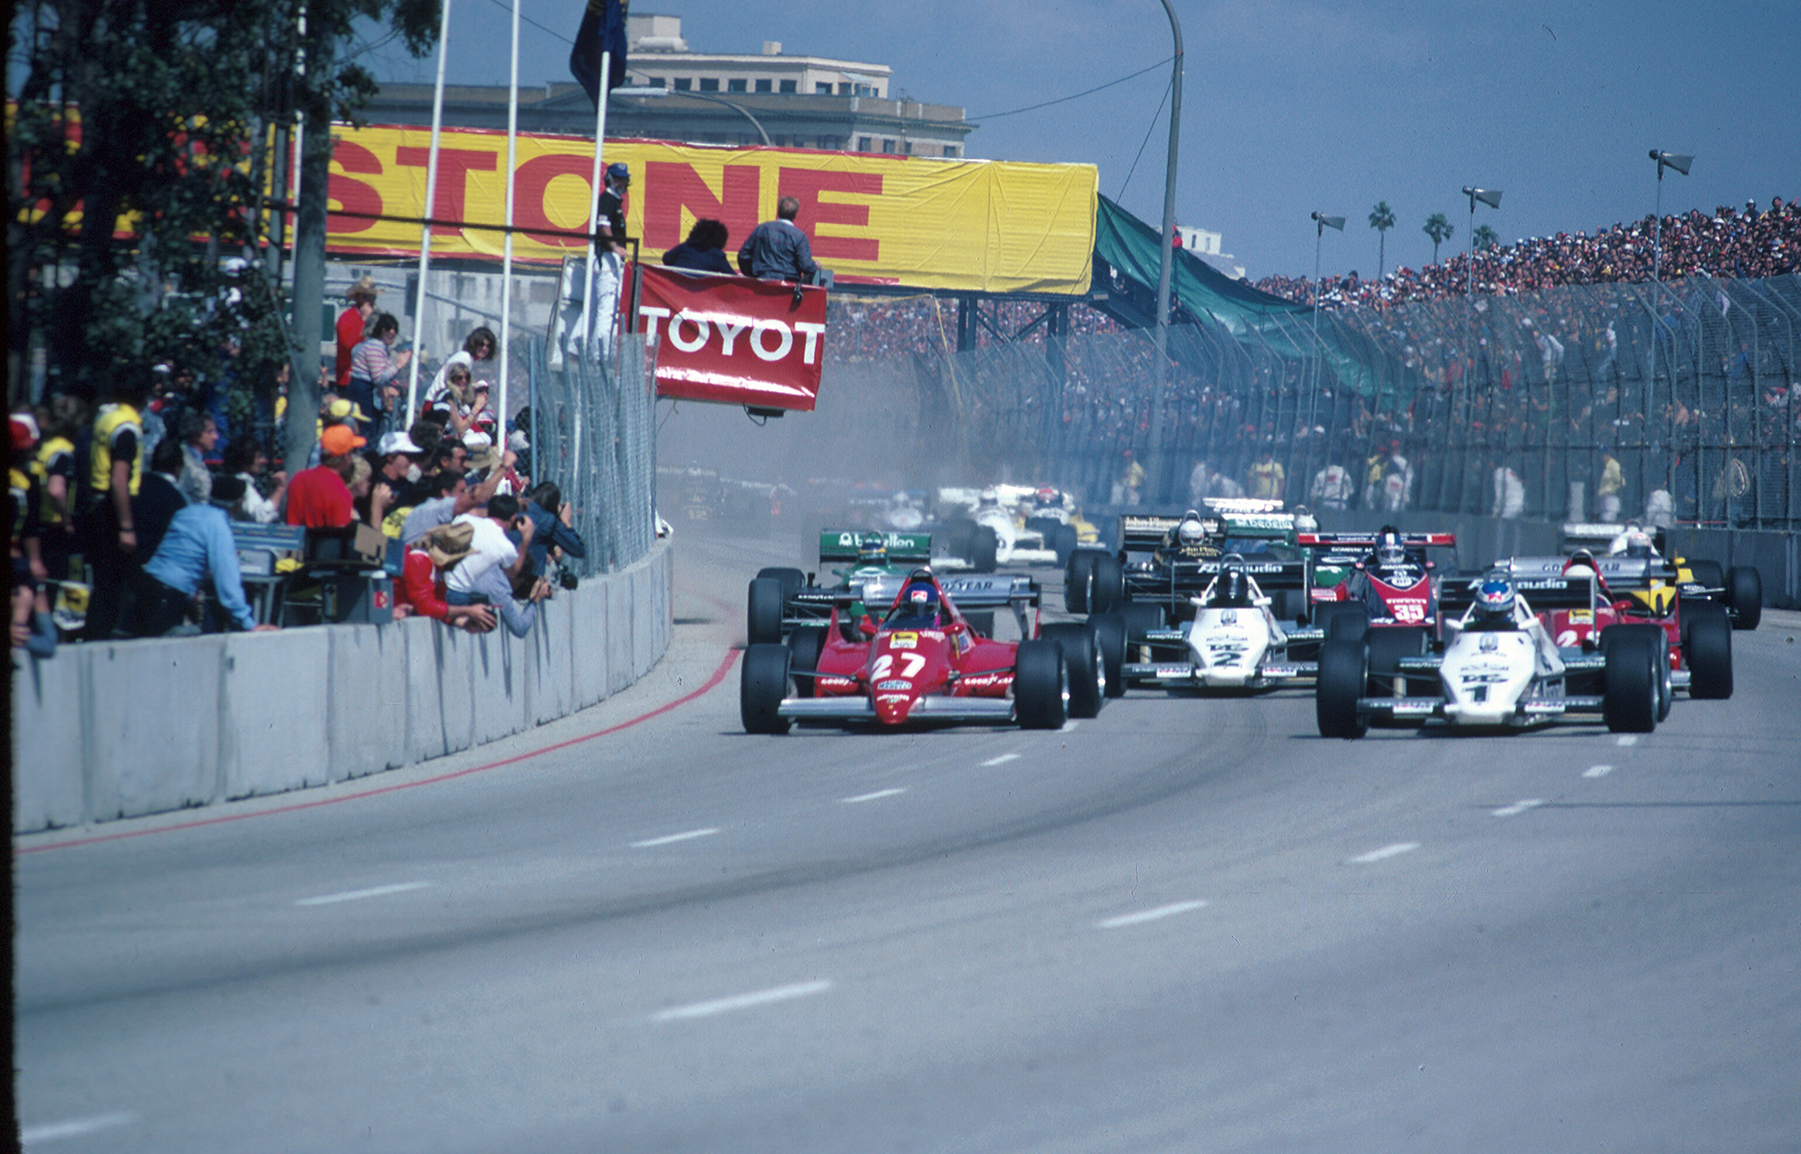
[1316,638,1369,739]
[1041,622,1105,718]
[1602,623,1671,722]
[942,518,976,561]
[1319,601,1370,643]
[747,577,786,646]
[1088,611,1128,698]
[756,566,805,604]
[1602,629,1659,734]
[1089,552,1125,614]
[962,610,995,638]
[1117,601,1166,643]
[1683,601,1734,699]
[1365,625,1428,700]
[1052,524,1078,568]
[741,643,793,734]
[972,526,999,573]
[1065,550,1098,614]
[1014,638,1070,730]
[1726,565,1762,631]
[787,625,826,698]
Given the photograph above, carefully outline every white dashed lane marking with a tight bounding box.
[1492,799,1544,818]
[21,1112,137,1145]
[1584,764,1614,778]
[841,788,905,804]
[631,828,719,849]
[652,980,832,1022]
[1616,734,1639,747]
[1348,842,1419,864]
[1096,900,1210,929]
[295,882,431,907]
[981,753,1021,767]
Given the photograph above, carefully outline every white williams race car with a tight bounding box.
[1317,571,1670,737]
[1118,555,1323,690]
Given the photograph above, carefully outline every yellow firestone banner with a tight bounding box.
[325,123,1096,295]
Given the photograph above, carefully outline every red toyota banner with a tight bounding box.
[625,264,827,412]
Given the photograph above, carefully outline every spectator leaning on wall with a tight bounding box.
[135,475,278,636]
[395,522,497,633]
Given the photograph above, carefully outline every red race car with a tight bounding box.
[1299,529,1457,633]
[740,569,1108,733]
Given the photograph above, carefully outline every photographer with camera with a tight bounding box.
[444,493,551,637]
[522,481,586,593]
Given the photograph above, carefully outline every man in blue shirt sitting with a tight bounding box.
[135,475,279,637]
[737,196,822,285]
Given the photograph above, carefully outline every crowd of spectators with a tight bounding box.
[11,317,584,656]
[1255,197,1801,311]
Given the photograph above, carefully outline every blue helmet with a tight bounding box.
[1474,575,1515,619]
[607,161,630,184]
[903,582,938,609]
[857,533,888,565]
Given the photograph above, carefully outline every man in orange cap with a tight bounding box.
[285,424,365,527]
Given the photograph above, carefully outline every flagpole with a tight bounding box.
[499,0,521,440]
[404,0,455,427]
[583,49,612,367]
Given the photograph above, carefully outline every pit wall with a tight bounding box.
[1312,511,1800,610]
[11,542,673,835]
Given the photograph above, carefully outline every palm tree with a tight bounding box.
[1473,223,1499,252]
[1423,213,1454,265]
[1368,201,1396,279]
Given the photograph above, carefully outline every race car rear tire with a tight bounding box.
[1685,559,1724,592]
[1089,552,1125,614]
[747,577,785,645]
[1052,524,1078,568]
[1365,625,1428,699]
[1014,639,1069,730]
[1041,623,1104,718]
[1065,551,1097,614]
[972,526,999,573]
[1602,623,1671,721]
[1316,638,1368,739]
[1088,611,1127,697]
[962,610,995,638]
[1726,565,1762,631]
[741,644,793,734]
[1684,602,1733,699]
[943,518,976,560]
[787,625,826,698]
[1117,601,1166,643]
[1320,601,1370,643]
[1603,630,1659,733]
[756,566,805,603]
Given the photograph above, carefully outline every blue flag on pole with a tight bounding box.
[571,0,629,111]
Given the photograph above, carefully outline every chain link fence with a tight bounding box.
[860,274,1800,530]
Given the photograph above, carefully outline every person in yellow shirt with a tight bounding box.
[1247,448,1286,501]
[1596,451,1625,522]
[79,370,151,640]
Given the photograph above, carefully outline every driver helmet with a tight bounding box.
[1034,486,1057,507]
[1376,526,1406,568]
[1292,504,1318,534]
[1178,517,1206,547]
[1217,555,1249,606]
[1473,574,1516,623]
[1564,548,1599,580]
[857,533,888,565]
[1624,528,1654,559]
[901,582,939,616]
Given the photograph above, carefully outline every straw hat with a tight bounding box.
[421,522,475,568]
[348,274,380,302]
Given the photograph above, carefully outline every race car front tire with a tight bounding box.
[1603,629,1660,733]
[1088,611,1127,697]
[1602,623,1672,721]
[1089,552,1125,613]
[756,566,805,603]
[1319,602,1370,643]
[1365,625,1428,702]
[1726,565,1762,631]
[747,577,786,645]
[741,644,793,734]
[788,625,826,698]
[1015,639,1069,729]
[1041,623,1104,718]
[1316,638,1369,739]
[1065,551,1097,614]
[1117,601,1166,643]
[1684,602,1734,699]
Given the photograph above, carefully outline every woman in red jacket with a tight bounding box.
[395,523,497,632]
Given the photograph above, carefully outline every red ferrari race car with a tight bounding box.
[1299,528,1457,636]
[740,569,1109,733]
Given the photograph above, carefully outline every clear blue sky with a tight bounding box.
[359,0,1801,281]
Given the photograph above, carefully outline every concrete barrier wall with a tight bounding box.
[11,542,673,834]
[1315,510,1799,609]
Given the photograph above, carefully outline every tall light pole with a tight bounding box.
[1310,211,1345,336]
[1648,150,1693,281]
[1461,186,1502,298]
[1153,0,1184,358]
[613,86,772,146]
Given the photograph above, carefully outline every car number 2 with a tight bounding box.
[872,653,927,680]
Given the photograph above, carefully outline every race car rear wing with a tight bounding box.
[1501,555,1679,588]
[1126,556,1311,600]
[1119,507,1296,552]
[1297,532,1456,551]
[1119,515,1184,552]
[818,530,932,564]
[1442,574,1598,615]
[938,573,1042,610]
[1560,522,1670,556]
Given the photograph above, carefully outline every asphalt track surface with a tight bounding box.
[15,532,1801,1152]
